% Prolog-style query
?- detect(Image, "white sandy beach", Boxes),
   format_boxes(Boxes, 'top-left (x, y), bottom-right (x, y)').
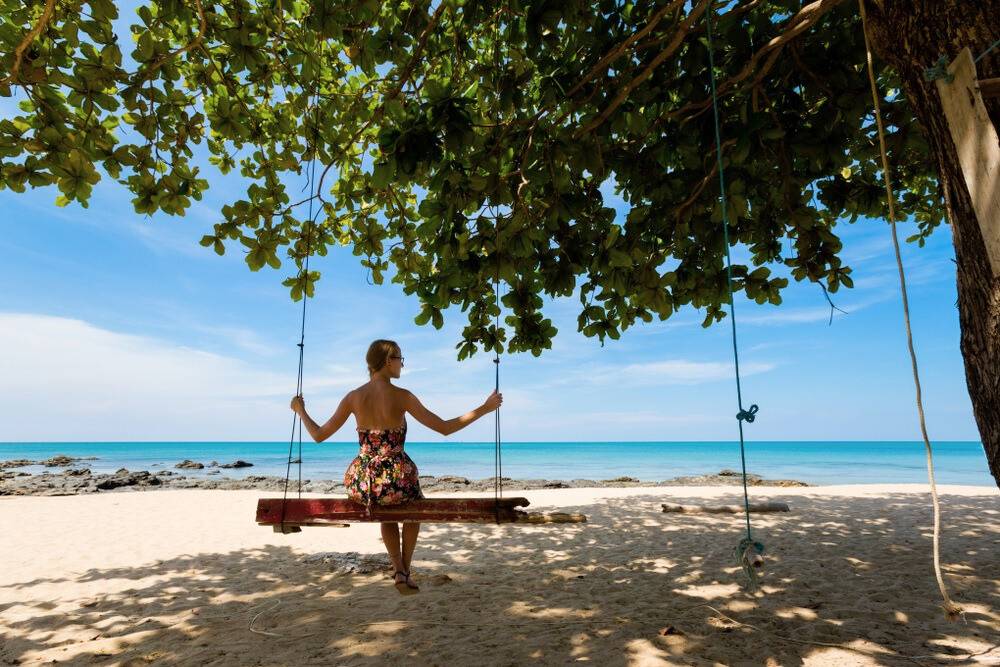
top-left (1, 485), bottom-right (998, 666)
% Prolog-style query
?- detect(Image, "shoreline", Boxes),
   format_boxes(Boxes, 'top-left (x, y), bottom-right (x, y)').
top-left (1, 442), bottom-right (993, 488)
top-left (0, 464), bottom-right (812, 496)
top-left (3, 454), bottom-right (995, 496)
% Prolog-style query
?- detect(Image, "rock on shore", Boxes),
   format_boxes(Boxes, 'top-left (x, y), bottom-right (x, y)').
top-left (0, 465), bottom-right (807, 497)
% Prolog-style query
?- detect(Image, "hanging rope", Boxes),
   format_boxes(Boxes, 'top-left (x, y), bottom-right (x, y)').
top-left (974, 37), bottom-right (1000, 64)
top-left (279, 90), bottom-right (321, 532)
top-left (490, 5), bottom-right (505, 524)
top-left (857, 0), bottom-right (963, 620)
top-left (493, 204), bottom-right (502, 504)
top-left (704, 1), bottom-right (764, 592)
top-left (494, 239), bottom-right (503, 521)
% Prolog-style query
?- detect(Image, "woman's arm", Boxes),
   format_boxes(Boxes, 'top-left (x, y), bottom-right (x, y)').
top-left (290, 393), bottom-right (353, 443)
top-left (403, 390), bottom-right (502, 436)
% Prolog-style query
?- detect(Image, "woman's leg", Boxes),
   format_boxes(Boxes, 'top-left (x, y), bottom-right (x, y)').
top-left (380, 522), bottom-right (404, 573)
top-left (401, 522), bottom-right (420, 574)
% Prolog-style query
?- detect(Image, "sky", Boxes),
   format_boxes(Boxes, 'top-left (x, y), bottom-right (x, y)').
top-left (0, 161), bottom-right (980, 443)
top-left (0, 1), bottom-right (982, 444)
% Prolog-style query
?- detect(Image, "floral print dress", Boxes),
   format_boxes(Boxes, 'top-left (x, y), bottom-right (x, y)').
top-left (344, 421), bottom-right (424, 507)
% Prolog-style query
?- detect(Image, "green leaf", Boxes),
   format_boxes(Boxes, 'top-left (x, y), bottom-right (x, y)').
top-left (0, 2), bottom-right (939, 366)
top-left (371, 161), bottom-right (394, 189)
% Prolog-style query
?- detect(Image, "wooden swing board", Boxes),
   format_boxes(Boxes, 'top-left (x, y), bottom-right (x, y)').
top-left (257, 497), bottom-right (587, 526)
top-left (935, 47), bottom-right (1000, 276)
top-left (662, 502), bottom-right (790, 514)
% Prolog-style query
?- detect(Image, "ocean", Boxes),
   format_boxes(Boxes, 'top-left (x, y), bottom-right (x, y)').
top-left (0, 440), bottom-right (992, 486)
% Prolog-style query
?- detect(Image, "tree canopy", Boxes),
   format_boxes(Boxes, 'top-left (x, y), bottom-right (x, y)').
top-left (0, 0), bottom-right (942, 358)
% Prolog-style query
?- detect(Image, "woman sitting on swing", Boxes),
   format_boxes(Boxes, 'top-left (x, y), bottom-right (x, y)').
top-left (290, 339), bottom-right (502, 593)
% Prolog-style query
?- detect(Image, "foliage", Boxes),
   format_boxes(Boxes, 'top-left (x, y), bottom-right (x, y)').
top-left (0, 0), bottom-right (943, 357)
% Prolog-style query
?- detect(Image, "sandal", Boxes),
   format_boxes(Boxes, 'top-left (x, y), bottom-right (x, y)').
top-left (393, 570), bottom-right (419, 594)
top-left (394, 570), bottom-right (419, 595)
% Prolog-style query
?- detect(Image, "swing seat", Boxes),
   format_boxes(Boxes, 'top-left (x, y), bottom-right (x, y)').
top-left (256, 497), bottom-right (587, 527)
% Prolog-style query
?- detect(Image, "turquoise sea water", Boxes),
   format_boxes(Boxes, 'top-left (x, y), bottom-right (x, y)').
top-left (0, 440), bottom-right (992, 486)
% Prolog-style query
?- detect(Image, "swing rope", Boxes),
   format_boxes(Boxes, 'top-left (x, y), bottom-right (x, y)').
top-left (704, 1), bottom-right (764, 591)
top-left (491, 6), bottom-right (505, 523)
top-left (279, 91), bottom-right (320, 531)
top-left (857, 0), bottom-right (962, 620)
top-left (494, 234), bottom-right (503, 520)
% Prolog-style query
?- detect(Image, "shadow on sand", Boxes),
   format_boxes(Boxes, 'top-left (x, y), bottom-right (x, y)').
top-left (1, 492), bottom-right (998, 665)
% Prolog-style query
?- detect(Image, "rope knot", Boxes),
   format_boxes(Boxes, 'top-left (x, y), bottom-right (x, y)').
top-left (296, 342), bottom-right (304, 348)
top-left (736, 404), bottom-right (759, 423)
top-left (735, 537), bottom-right (766, 591)
top-left (923, 56), bottom-right (954, 83)
top-left (493, 358), bottom-right (500, 364)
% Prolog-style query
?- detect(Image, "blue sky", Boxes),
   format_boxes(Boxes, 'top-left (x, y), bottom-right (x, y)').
top-left (0, 159), bottom-right (980, 443)
top-left (0, 0), bottom-right (980, 444)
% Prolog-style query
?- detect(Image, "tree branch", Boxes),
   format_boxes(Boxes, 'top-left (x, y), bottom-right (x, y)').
top-left (513, 118), bottom-right (539, 207)
top-left (564, 0), bottom-right (686, 99)
top-left (635, 0), bottom-right (764, 53)
top-left (385, 3), bottom-right (444, 101)
top-left (315, 2), bottom-right (446, 204)
top-left (576, 0), bottom-right (712, 137)
top-left (1, 0), bottom-right (58, 88)
top-left (660, 0), bottom-right (848, 125)
top-left (674, 138), bottom-right (735, 220)
top-left (127, 0), bottom-right (207, 89)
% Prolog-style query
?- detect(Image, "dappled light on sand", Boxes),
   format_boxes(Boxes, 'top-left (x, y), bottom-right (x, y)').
top-left (1, 487), bottom-right (998, 665)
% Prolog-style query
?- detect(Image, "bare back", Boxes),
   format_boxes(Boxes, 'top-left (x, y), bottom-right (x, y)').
top-left (294, 373), bottom-right (497, 441)
top-left (350, 381), bottom-right (408, 431)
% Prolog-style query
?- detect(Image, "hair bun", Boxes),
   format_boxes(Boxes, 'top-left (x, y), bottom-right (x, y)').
top-left (366, 339), bottom-right (400, 375)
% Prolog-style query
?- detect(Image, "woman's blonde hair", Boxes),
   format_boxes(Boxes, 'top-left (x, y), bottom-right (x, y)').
top-left (366, 339), bottom-right (401, 375)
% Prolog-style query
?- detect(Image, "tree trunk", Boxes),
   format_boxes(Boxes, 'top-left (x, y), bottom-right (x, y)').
top-left (863, 0), bottom-right (1000, 489)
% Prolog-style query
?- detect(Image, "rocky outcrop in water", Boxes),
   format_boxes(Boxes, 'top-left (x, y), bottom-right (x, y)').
top-left (219, 460), bottom-right (253, 469)
top-left (0, 459), bottom-right (35, 468)
top-left (96, 469), bottom-right (163, 491)
top-left (0, 455), bottom-right (95, 468)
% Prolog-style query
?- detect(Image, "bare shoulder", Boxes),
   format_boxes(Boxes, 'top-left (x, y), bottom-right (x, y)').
top-left (394, 386), bottom-right (415, 404)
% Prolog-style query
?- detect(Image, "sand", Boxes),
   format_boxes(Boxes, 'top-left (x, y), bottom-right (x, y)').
top-left (1, 485), bottom-right (998, 666)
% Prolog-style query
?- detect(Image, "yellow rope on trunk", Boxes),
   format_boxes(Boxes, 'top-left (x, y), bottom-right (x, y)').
top-left (858, 0), bottom-right (963, 620)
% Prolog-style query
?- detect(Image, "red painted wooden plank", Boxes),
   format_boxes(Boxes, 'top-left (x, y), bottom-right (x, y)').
top-left (256, 497), bottom-right (532, 525)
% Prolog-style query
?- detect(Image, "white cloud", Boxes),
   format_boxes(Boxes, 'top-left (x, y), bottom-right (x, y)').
top-left (739, 305), bottom-right (854, 325)
top-left (184, 322), bottom-right (281, 357)
top-left (0, 312), bottom-right (355, 440)
top-left (626, 359), bottom-right (774, 381)
top-left (615, 358), bottom-right (775, 384)
top-left (552, 410), bottom-right (718, 428)
top-left (538, 357), bottom-right (775, 389)
top-left (738, 293), bottom-right (891, 325)
top-left (841, 234), bottom-right (894, 264)
top-left (0, 312), bottom-right (552, 442)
